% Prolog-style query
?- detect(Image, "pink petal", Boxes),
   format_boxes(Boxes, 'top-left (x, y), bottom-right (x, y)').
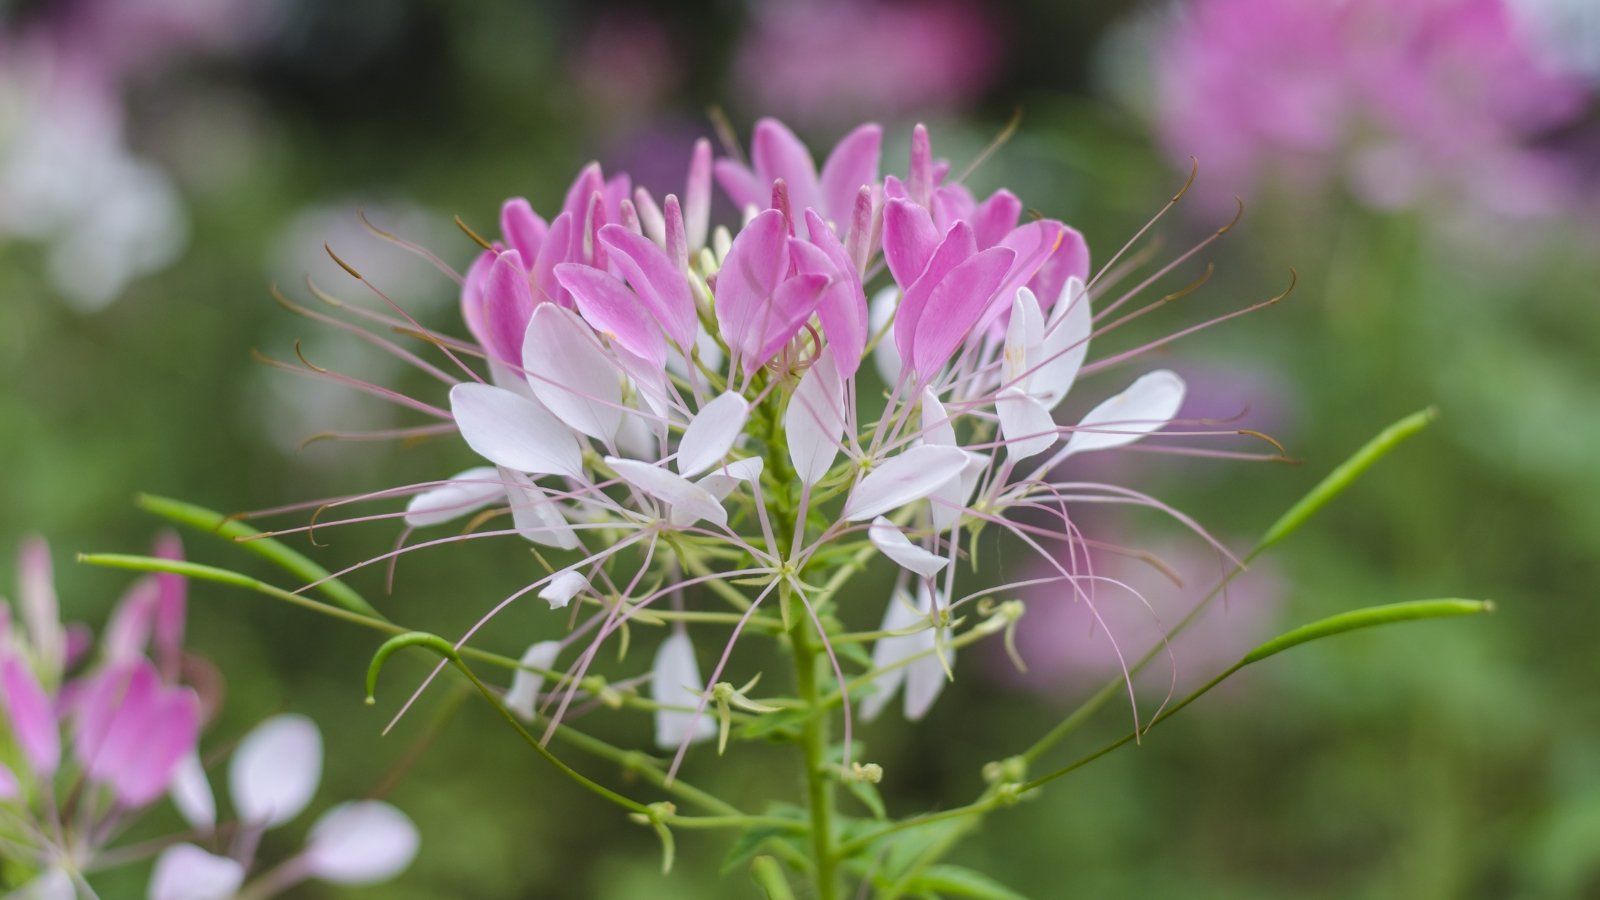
top-left (1, 656), bottom-right (58, 776)
top-left (530, 212), bottom-right (575, 308)
top-left (910, 245), bottom-right (1016, 377)
top-left (555, 263), bottom-right (667, 368)
top-left (305, 801), bottom-right (420, 885)
top-left (663, 195), bottom-right (689, 272)
top-left (499, 197), bottom-right (547, 262)
top-left (448, 383), bottom-right (583, 478)
top-left (785, 347), bottom-right (847, 485)
top-left (819, 123), bottom-right (882, 228)
top-left (971, 189), bottom-right (1022, 249)
top-left (599, 224), bottom-right (697, 348)
top-left (684, 138), bottom-right (712, 252)
top-left (483, 250), bottom-right (537, 366)
top-left (843, 445), bottom-right (968, 521)
top-left (677, 392), bottom-right (750, 478)
top-left (799, 209), bottom-right (868, 378)
top-left (103, 577), bottom-right (159, 663)
top-left (713, 209), bottom-right (792, 373)
top-left (0, 761), bottom-right (18, 801)
top-left (713, 158), bottom-right (763, 213)
top-left (751, 118), bottom-right (822, 221)
top-left (229, 713), bottom-right (322, 827)
top-left (116, 686), bottom-right (200, 807)
top-left (892, 220), bottom-right (977, 367)
top-left (752, 273), bottom-right (830, 367)
top-left (153, 531), bottom-right (186, 679)
top-left (907, 123), bottom-right (934, 207)
top-left (522, 304), bottom-right (624, 441)
top-left (1063, 370), bottom-right (1187, 457)
top-left (18, 536), bottom-right (63, 672)
top-left (633, 187), bottom-right (666, 247)
top-left (881, 197), bottom-right (940, 290)
top-left (404, 466), bottom-right (505, 527)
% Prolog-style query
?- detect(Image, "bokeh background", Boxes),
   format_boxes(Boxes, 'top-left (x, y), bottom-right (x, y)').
top-left (3, 0), bottom-right (1598, 896)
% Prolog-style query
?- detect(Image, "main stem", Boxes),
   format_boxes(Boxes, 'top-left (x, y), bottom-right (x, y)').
top-left (789, 596), bottom-right (841, 900)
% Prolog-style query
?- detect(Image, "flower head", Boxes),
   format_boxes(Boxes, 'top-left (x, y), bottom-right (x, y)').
top-left (261, 117), bottom-right (1280, 769)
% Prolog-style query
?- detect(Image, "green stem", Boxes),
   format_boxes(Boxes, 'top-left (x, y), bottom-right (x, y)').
top-left (788, 585), bottom-right (841, 900)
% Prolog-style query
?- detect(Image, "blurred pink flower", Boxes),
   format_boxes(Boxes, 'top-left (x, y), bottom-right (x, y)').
top-left (988, 534), bottom-right (1283, 702)
top-left (569, 12), bottom-right (684, 117)
top-left (1149, 0), bottom-right (1593, 218)
top-left (733, 0), bottom-right (1004, 127)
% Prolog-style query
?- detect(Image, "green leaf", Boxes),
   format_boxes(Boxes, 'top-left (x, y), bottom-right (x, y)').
top-left (136, 493), bottom-right (384, 619)
top-left (1257, 407), bottom-right (1435, 551)
top-left (1239, 598), bottom-right (1493, 666)
top-left (1023, 597), bottom-right (1494, 792)
top-left (908, 865), bottom-right (1030, 900)
top-left (737, 706), bottom-right (812, 741)
top-left (844, 777), bottom-right (887, 821)
top-left (721, 806), bottom-right (808, 876)
top-left (749, 855), bottom-right (796, 900)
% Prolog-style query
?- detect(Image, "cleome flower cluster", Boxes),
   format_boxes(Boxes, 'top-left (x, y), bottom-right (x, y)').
top-left (0, 537), bottom-right (418, 898)
top-left (281, 118), bottom-right (1268, 768)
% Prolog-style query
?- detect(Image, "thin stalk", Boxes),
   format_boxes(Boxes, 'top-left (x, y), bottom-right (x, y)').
top-left (788, 583), bottom-right (841, 900)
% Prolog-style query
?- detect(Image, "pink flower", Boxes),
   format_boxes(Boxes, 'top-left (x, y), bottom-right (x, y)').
top-left (261, 117), bottom-right (1274, 767)
top-left (732, 0), bottom-right (1004, 127)
top-left (986, 536), bottom-right (1283, 702)
top-left (1147, 0), bottom-right (1593, 218)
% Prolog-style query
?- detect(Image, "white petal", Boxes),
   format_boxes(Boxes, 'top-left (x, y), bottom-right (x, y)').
top-left (149, 845), bottom-right (245, 900)
top-left (920, 388), bottom-right (955, 446)
top-left (304, 801), bottom-right (420, 885)
top-left (403, 466), bottom-right (504, 527)
top-left (1036, 277), bottom-right (1092, 409)
top-left (930, 449), bottom-right (988, 531)
top-left (613, 344), bottom-right (673, 419)
top-left (696, 457), bottom-right (764, 502)
top-left (523, 304), bottom-right (624, 441)
top-left (903, 594), bottom-right (952, 721)
top-left (677, 392), bottom-right (749, 477)
top-left (607, 457), bottom-right (728, 527)
top-left (869, 286), bottom-right (902, 385)
top-left (1062, 369), bottom-right (1186, 457)
top-left (538, 570), bottom-right (588, 610)
top-left (843, 445), bottom-right (968, 521)
top-left (168, 751), bottom-right (216, 830)
top-left (502, 468), bottom-right (580, 549)
top-left (650, 630), bottom-right (716, 750)
top-left (785, 347), bottom-right (847, 485)
top-left (868, 517), bottom-right (949, 577)
top-left (449, 383), bottom-right (583, 478)
top-left (615, 404), bottom-right (659, 460)
top-left (505, 640), bottom-right (562, 720)
top-left (860, 590), bottom-right (923, 722)
top-left (15, 868), bottom-right (74, 900)
top-left (996, 388), bottom-right (1058, 461)
top-left (1003, 287), bottom-right (1044, 385)
top-left (228, 713), bottom-right (322, 828)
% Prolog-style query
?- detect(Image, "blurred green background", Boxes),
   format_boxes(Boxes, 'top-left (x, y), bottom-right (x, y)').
top-left (3, 0), bottom-right (1597, 897)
